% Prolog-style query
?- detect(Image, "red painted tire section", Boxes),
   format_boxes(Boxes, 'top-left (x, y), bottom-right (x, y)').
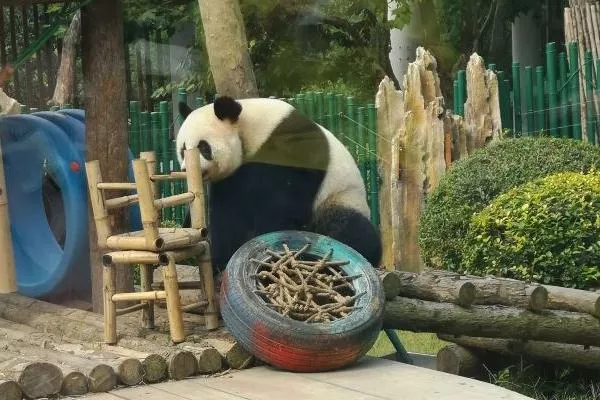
top-left (219, 230), bottom-right (385, 373)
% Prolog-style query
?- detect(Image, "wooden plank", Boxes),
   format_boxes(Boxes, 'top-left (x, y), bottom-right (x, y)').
top-left (295, 357), bottom-right (532, 400)
top-left (109, 381), bottom-right (245, 400)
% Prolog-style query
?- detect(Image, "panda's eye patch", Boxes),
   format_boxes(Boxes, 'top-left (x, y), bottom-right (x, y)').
top-left (197, 140), bottom-right (213, 161)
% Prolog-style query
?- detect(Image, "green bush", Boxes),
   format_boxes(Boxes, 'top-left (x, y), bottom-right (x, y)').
top-left (418, 137), bottom-right (600, 271)
top-left (461, 171), bottom-right (600, 289)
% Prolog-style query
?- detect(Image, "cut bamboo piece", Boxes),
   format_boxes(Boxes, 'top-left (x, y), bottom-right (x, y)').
top-left (158, 229), bottom-right (206, 250)
top-left (151, 171), bottom-right (187, 181)
top-left (112, 290), bottom-right (167, 302)
top-left (106, 234), bottom-right (164, 252)
top-left (116, 303), bottom-right (148, 316)
top-left (162, 257), bottom-right (185, 343)
top-left (102, 251), bottom-right (166, 266)
top-left (140, 151), bottom-right (158, 197)
top-left (85, 160), bottom-right (112, 248)
top-left (185, 147), bottom-right (206, 230)
top-left (199, 247), bottom-right (220, 330)
top-left (105, 194), bottom-right (140, 210)
top-left (104, 264), bottom-right (117, 345)
top-left (139, 264), bottom-right (155, 329)
top-left (0, 139), bottom-right (16, 293)
top-left (181, 301), bottom-right (209, 312)
top-left (97, 182), bottom-right (137, 191)
top-left (132, 158), bottom-right (160, 249)
top-left (164, 242), bottom-right (208, 262)
top-left (0, 380), bottom-right (21, 400)
top-left (154, 192), bottom-right (195, 209)
top-left (152, 280), bottom-right (203, 290)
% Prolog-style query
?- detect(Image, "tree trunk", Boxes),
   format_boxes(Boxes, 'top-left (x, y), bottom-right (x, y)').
top-left (49, 10), bottom-right (81, 107)
top-left (197, 0), bottom-right (259, 98)
top-left (391, 270), bottom-right (477, 307)
top-left (81, 0), bottom-right (133, 312)
top-left (383, 296), bottom-right (600, 346)
top-left (545, 284), bottom-right (600, 318)
top-left (439, 334), bottom-right (600, 370)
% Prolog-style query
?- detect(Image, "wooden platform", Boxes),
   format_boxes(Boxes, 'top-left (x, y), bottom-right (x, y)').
top-left (74, 357), bottom-right (533, 400)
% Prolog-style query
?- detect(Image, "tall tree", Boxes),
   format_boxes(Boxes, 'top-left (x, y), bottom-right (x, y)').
top-left (197, 0), bottom-right (259, 98)
top-left (81, 0), bottom-right (132, 312)
top-left (49, 10), bottom-right (81, 107)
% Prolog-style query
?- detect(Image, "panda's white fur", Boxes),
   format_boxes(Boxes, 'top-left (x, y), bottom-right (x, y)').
top-left (176, 97), bottom-right (370, 219)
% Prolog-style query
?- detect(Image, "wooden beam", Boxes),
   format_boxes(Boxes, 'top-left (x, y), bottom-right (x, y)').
top-left (81, 0), bottom-right (132, 312)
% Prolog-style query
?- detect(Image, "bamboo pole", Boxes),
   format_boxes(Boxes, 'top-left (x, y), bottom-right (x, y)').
top-left (0, 140), bottom-right (16, 293)
top-left (162, 255), bottom-right (185, 343)
top-left (112, 291), bottom-right (167, 302)
top-left (85, 160), bottom-right (112, 248)
top-left (154, 192), bottom-right (195, 209)
top-left (132, 159), bottom-right (160, 249)
top-left (184, 148), bottom-right (206, 230)
top-left (97, 182), bottom-right (137, 190)
top-left (105, 194), bottom-right (139, 210)
top-left (115, 303), bottom-right (148, 316)
top-left (106, 235), bottom-right (164, 251)
top-left (103, 265), bottom-right (117, 344)
top-left (139, 264), bottom-right (155, 329)
top-left (199, 247), bottom-right (219, 330)
top-left (102, 251), bottom-right (166, 266)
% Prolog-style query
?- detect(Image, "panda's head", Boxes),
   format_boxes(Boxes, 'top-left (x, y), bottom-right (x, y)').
top-left (176, 96), bottom-right (244, 181)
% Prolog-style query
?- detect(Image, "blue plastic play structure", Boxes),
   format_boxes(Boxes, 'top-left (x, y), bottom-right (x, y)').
top-left (0, 110), bottom-right (142, 299)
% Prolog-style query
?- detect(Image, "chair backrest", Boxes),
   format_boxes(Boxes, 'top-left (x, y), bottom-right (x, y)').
top-left (85, 148), bottom-right (206, 252)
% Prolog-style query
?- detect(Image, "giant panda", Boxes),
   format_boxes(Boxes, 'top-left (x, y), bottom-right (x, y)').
top-left (176, 96), bottom-right (382, 272)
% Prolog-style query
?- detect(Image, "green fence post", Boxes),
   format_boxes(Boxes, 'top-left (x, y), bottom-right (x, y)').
top-left (296, 93), bottom-right (306, 115)
top-left (457, 70), bottom-right (466, 117)
top-left (151, 111), bottom-right (161, 156)
top-left (595, 58), bottom-right (600, 140)
top-left (488, 63), bottom-right (496, 72)
top-left (306, 92), bottom-right (316, 121)
top-left (325, 93), bottom-right (335, 132)
top-left (336, 94), bottom-right (346, 143)
top-left (367, 104), bottom-right (379, 227)
top-left (140, 111), bottom-right (151, 151)
top-left (512, 62), bottom-right (522, 135)
top-left (559, 52), bottom-right (570, 138)
top-left (357, 107), bottom-right (367, 184)
top-left (524, 66), bottom-right (535, 136)
top-left (546, 42), bottom-right (559, 137)
top-left (129, 101), bottom-right (141, 157)
top-left (496, 71), bottom-right (509, 131)
top-left (346, 97), bottom-right (357, 162)
top-left (584, 50), bottom-right (596, 145)
top-left (195, 97), bottom-right (205, 109)
top-left (453, 80), bottom-right (459, 115)
top-left (535, 66), bottom-right (546, 133)
top-left (568, 41), bottom-right (583, 140)
top-left (159, 101), bottom-right (172, 221)
top-left (315, 92), bottom-right (324, 126)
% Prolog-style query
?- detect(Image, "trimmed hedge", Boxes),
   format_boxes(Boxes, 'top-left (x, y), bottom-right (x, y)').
top-left (418, 137), bottom-right (600, 271)
top-left (461, 171), bottom-right (600, 289)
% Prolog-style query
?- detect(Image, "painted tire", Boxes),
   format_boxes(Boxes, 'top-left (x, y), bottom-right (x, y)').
top-left (220, 230), bottom-right (384, 373)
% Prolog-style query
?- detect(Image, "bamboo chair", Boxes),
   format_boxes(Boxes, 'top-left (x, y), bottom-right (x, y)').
top-left (85, 148), bottom-right (219, 345)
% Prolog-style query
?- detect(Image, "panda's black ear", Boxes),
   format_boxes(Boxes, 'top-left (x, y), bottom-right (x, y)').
top-left (179, 102), bottom-right (193, 120)
top-left (213, 96), bottom-right (242, 122)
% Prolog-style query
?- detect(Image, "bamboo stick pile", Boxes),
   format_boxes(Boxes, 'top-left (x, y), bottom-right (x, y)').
top-left (379, 268), bottom-right (600, 376)
top-left (564, 0), bottom-right (600, 143)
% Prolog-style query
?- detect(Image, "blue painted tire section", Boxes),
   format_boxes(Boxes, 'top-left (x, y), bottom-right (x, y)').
top-left (220, 230), bottom-right (385, 373)
top-left (0, 114), bottom-right (90, 298)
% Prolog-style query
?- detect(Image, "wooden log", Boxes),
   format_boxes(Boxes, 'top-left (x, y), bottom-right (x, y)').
top-left (0, 380), bottom-right (21, 400)
top-left (204, 338), bottom-right (254, 369)
top-left (383, 296), bottom-right (600, 346)
top-left (439, 334), bottom-right (600, 370)
top-left (402, 269), bottom-right (548, 311)
top-left (112, 290), bottom-right (167, 302)
top-left (391, 271), bottom-right (476, 307)
top-left (105, 193), bottom-right (139, 210)
top-left (436, 344), bottom-right (482, 377)
top-left (544, 285), bottom-right (600, 317)
top-left (114, 358), bottom-right (144, 386)
top-left (87, 364), bottom-right (117, 393)
top-left (103, 251), bottom-right (166, 266)
top-left (179, 345), bottom-right (223, 374)
top-left (60, 370), bottom-right (89, 396)
top-left (377, 270), bottom-right (402, 300)
top-left (154, 192), bottom-right (195, 209)
top-left (0, 355), bottom-right (62, 399)
top-left (141, 354), bottom-right (168, 383)
top-left (165, 350), bottom-right (197, 380)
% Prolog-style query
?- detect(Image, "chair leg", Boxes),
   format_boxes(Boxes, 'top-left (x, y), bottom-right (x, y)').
top-left (139, 264), bottom-right (155, 329)
top-left (103, 263), bottom-right (117, 344)
top-left (163, 257), bottom-right (185, 343)
top-left (200, 248), bottom-right (220, 330)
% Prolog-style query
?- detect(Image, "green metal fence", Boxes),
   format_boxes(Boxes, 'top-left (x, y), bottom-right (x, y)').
top-left (127, 90), bottom-right (381, 228)
top-left (453, 40), bottom-right (597, 145)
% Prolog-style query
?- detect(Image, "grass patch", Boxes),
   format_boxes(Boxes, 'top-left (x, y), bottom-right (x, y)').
top-left (367, 330), bottom-right (448, 357)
